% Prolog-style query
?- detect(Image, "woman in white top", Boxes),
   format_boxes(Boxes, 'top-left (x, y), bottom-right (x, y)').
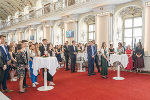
top-left (29, 44), bottom-right (40, 87)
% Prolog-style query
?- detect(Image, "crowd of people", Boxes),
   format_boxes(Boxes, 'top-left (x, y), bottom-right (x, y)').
top-left (0, 34), bottom-right (144, 95)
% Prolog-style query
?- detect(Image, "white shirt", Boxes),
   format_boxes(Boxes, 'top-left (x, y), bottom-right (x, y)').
top-left (73, 45), bottom-right (75, 51)
top-left (0, 44), bottom-right (7, 54)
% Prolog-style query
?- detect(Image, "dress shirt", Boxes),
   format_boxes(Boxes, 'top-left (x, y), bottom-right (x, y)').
top-left (91, 46), bottom-right (94, 56)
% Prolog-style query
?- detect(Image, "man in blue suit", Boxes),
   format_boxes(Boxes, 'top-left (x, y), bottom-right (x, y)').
top-left (92, 40), bottom-right (100, 73)
top-left (87, 41), bottom-right (96, 76)
top-left (0, 35), bottom-right (13, 92)
top-left (69, 40), bottom-right (78, 73)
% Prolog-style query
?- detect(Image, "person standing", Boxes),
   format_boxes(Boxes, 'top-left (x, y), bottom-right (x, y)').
top-left (0, 39), bottom-right (7, 92)
top-left (22, 40), bottom-right (30, 88)
top-left (55, 45), bottom-right (63, 65)
top-left (29, 44), bottom-right (40, 87)
top-left (39, 39), bottom-right (55, 86)
top-left (101, 42), bottom-right (108, 79)
top-left (64, 41), bottom-right (70, 71)
top-left (47, 43), bottom-right (55, 86)
top-left (39, 39), bottom-right (48, 56)
top-left (125, 45), bottom-right (133, 72)
top-left (87, 41), bottom-right (96, 76)
top-left (69, 40), bottom-right (78, 73)
top-left (92, 40), bottom-right (100, 73)
top-left (117, 42), bottom-right (124, 54)
top-left (134, 42), bottom-right (144, 73)
top-left (16, 44), bottom-right (27, 93)
top-left (109, 44), bottom-right (115, 71)
top-left (9, 45), bottom-right (17, 82)
top-left (0, 35), bottom-right (13, 92)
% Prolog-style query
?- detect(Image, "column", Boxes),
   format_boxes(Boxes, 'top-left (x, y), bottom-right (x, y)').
top-left (75, 20), bottom-right (79, 43)
top-left (96, 14), bottom-right (109, 49)
top-left (43, 25), bottom-right (51, 42)
top-left (144, 4), bottom-right (150, 55)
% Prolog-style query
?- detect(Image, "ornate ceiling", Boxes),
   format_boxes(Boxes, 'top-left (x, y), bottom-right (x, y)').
top-left (0, 0), bottom-right (37, 20)
top-left (119, 6), bottom-right (142, 18)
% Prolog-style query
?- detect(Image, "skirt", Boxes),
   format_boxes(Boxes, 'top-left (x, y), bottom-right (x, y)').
top-left (17, 64), bottom-right (25, 79)
top-left (134, 57), bottom-right (144, 68)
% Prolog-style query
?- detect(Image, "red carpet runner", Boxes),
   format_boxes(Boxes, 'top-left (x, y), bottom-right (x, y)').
top-left (5, 69), bottom-right (150, 100)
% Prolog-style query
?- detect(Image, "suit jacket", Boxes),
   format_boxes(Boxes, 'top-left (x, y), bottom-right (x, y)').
top-left (0, 49), bottom-right (6, 69)
top-left (0, 45), bottom-right (11, 63)
top-left (69, 45), bottom-right (78, 58)
top-left (39, 44), bottom-right (47, 56)
top-left (64, 45), bottom-right (69, 57)
top-left (87, 45), bottom-right (96, 60)
top-left (0, 49), bottom-right (6, 82)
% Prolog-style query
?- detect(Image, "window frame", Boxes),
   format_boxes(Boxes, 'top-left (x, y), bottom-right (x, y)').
top-left (123, 17), bottom-right (142, 48)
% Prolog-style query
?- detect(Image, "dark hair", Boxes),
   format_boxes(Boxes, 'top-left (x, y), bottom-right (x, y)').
top-left (138, 42), bottom-right (142, 50)
top-left (0, 35), bottom-right (3, 38)
top-left (110, 44), bottom-right (113, 47)
top-left (22, 40), bottom-right (28, 43)
top-left (29, 44), bottom-right (34, 49)
top-left (42, 39), bottom-right (47, 42)
top-left (72, 40), bottom-right (75, 43)
top-left (17, 44), bottom-right (22, 50)
top-left (118, 42), bottom-right (122, 47)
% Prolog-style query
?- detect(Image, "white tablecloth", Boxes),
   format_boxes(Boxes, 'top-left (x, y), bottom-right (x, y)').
top-left (109, 54), bottom-right (128, 68)
top-left (32, 57), bottom-right (59, 76)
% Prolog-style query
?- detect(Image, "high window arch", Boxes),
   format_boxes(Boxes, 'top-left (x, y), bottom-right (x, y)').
top-left (114, 5), bottom-right (143, 49)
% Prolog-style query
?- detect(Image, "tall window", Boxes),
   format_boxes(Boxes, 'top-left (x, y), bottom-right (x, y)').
top-left (124, 17), bottom-right (142, 48)
top-left (88, 24), bottom-right (95, 41)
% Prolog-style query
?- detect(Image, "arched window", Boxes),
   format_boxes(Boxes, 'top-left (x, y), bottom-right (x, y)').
top-left (124, 17), bottom-right (142, 47)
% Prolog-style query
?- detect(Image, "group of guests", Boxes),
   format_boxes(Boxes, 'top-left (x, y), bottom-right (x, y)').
top-left (0, 33), bottom-right (145, 95)
top-left (108, 42), bottom-right (144, 73)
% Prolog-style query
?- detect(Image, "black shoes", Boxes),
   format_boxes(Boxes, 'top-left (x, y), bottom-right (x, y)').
top-left (88, 73), bottom-right (96, 76)
top-left (102, 76), bottom-right (108, 79)
top-left (23, 84), bottom-right (30, 88)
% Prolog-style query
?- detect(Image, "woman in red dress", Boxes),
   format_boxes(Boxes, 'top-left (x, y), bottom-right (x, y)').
top-left (125, 45), bottom-right (133, 71)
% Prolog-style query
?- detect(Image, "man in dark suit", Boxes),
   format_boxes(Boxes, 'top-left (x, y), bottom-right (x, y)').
top-left (87, 41), bottom-right (96, 76)
top-left (22, 40), bottom-right (30, 88)
top-left (0, 38), bottom-right (7, 92)
top-left (69, 40), bottom-right (78, 73)
top-left (92, 40), bottom-right (100, 73)
top-left (64, 41), bottom-right (70, 71)
top-left (39, 39), bottom-right (55, 86)
top-left (39, 39), bottom-right (48, 56)
top-left (0, 35), bottom-right (13, 92)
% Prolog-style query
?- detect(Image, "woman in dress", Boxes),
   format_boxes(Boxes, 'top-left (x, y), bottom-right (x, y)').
top-left (125, 45), bottom-right (133, 72)
top-left (77, 43), bottom-right (83, 53)
top-left (109, 44), bottom-right (115, 70)
top-left (135, 42), bottom-right (144, 72)
top-left (117, 42), bottom-right (124, 54)
top-left (46, 43), bottom-right (55, 86)
top-left (9, 45), bottom-right (17, 81)
top-left (16, 44), bottom-right (27, 93)
top-left (56, 45), bottom-right (63, 64)
top-left (35, 43), bottom-right (40, 56)
top-left (101, 42), bottom-right (108, 79)
top-left (29, 44), bottom-right (40, 87)
top-left (109, 44), bottom-right (115, 55)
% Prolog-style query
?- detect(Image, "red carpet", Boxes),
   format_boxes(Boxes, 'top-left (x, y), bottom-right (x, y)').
top-left (4, 69), bottom-right (150, 100)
